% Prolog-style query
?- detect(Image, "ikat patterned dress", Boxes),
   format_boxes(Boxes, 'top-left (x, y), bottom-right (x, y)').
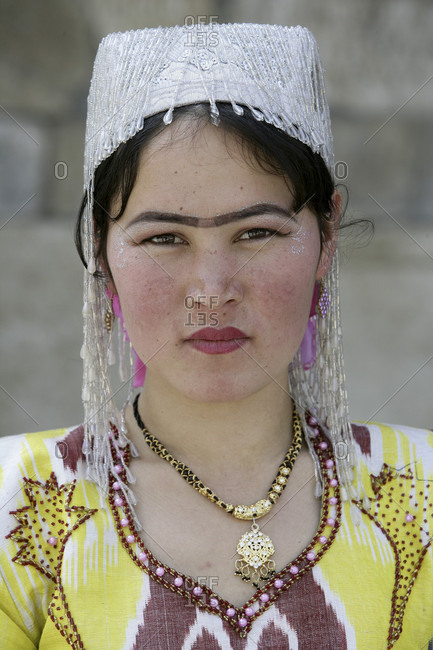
top-left (0, 421), bottom-right (432, 649)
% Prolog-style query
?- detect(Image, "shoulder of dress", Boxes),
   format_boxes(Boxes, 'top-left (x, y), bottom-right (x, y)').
top-left (0, 425), bottom-right (87, 512)
top-left (0, 427), bottom-right (69, 449)
top-left (350, 419), bottom-right (433, 479)
top-left (0, 424), bottom-right (85, 464)
top-left (0, 425), bottom-right (100, 640)
top-left (351, 419), bottom-right (433, 443)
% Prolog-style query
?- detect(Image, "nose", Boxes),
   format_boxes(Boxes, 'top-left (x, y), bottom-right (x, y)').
top-left (185, 248), bottom-right (244, 309)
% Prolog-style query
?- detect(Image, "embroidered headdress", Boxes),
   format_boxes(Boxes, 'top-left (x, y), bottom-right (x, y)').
top-left (80, 23), bottom-right (358, 521)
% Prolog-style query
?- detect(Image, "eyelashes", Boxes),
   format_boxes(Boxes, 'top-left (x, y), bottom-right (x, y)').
top-left (237, 227), bottom-right (285, 241)
top-left (139, 228), bottom-right (293, 246)
top-left (141, 233), bottom-right (186, 246)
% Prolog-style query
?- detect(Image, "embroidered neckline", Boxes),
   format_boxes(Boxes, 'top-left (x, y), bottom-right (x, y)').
top-left (107, 423), bottom-right (341, 638)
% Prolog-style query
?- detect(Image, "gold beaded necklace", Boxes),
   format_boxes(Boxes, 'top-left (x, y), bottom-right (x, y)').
top-left (133, 394), bottom-right (303, 587)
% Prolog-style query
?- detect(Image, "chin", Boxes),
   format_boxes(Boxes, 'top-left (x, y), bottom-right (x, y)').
top-left (169, 370), bottom-right (270, 404)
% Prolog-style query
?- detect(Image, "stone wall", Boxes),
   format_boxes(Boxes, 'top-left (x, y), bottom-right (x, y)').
top-left (1, 0), bottom-right (432, 436)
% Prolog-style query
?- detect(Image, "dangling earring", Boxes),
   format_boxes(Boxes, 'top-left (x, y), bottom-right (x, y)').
top-left (105, 296), bottom-right (114, 332)
top-left (316, 277), bottom-right (330, 318)
top-left (105, 295), bottom-right (116, 366)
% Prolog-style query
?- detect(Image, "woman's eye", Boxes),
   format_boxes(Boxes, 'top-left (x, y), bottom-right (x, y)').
top-left (139, 227), bottom-right (288, 245)
top-left (237, 228), bottom-right (279, 241)
top-left (141, 233), bottom-right (184, 245)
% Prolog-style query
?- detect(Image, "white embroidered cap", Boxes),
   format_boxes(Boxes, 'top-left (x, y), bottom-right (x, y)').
top-left (84, 23), bottom-right (334, 187)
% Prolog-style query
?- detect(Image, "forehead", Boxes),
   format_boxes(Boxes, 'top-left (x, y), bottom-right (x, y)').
top-left (127, 119), bottom-right (294, 217)
top-left (140, 117), bottom-right (249, 171)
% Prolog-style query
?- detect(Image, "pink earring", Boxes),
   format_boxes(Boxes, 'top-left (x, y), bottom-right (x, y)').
top-left (300, 279), bottom-right (330, 370)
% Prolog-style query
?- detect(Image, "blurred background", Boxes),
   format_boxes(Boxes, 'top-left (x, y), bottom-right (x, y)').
top-left (1, 0), bottom-right (432, 436)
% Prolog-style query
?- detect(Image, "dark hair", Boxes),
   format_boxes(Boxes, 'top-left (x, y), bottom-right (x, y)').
top-left (75, 103), bottom-right (339, 277)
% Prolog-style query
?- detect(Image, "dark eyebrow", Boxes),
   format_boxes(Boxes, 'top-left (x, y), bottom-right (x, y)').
top-left (125, 203), bottom-right (295, 229)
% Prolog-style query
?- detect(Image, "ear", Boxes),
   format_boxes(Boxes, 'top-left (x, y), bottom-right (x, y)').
top-left (99, 254), bottom-right (117, 296)
top-left (105, 275), bottom-right (117, 297)
top-left (315, 189), bottom-right (341, 281)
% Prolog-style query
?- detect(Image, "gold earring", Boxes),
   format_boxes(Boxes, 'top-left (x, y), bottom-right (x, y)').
top-left (105, 298), bottom-right (114, 332)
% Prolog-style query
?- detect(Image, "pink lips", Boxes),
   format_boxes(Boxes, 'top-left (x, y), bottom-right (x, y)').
top-left (185, 327), bottom-right (249, 355)
top-left (188, 327), bottom-right (248, 341)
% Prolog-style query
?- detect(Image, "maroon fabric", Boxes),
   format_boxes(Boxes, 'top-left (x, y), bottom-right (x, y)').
top-left (131, 569), bottom-right (349, 648)
top-left (254, 623), bottom-right (296, 650)
top-left (271, 570), bottom-right (348, 649)
top-left (59, 425), bottom-right (85, 473)
top-left (352, 423), bottom-right (371, 456)
top-left (190, 630), bottom-right (232, 649)
top-left (133, 579), bottom-right (199, 649)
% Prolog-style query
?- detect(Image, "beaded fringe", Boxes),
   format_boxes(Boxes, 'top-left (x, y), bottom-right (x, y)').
top-left (289, 251), bottom-right (359, 507)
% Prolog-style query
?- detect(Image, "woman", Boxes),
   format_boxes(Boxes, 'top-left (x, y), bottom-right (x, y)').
top-left (0, 23), bottom-right (432, 649)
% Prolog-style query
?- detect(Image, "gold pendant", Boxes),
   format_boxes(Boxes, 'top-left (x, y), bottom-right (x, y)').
top-left (234, 521), bottom-right (276, 587)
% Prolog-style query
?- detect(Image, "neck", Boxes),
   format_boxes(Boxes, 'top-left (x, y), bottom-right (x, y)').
top-left (125, 369), bottom-right (294, 492)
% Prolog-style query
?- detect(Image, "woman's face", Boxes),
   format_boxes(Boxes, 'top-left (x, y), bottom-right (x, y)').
top-left (106, 120), bottom-right (336, 402)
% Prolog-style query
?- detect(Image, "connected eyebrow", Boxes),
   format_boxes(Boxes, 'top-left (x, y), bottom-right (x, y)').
top-left (126, 203), bottom-right (296, 229)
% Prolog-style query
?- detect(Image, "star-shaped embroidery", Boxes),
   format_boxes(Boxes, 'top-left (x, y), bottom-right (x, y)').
top-left (7, 471), bottom-right (97, 581)
top-left (354, 464), bottom-right (432, 648)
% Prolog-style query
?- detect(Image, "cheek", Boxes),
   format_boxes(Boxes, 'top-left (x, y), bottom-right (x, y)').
top-left (248, 250), bottom-right (317, 342)
top-left (109, 228), bottom-right (128, 269)
top-left (108, 248), bottom-right (176, 338)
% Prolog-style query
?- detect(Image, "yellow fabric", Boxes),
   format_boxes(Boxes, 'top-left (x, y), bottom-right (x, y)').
top-left (0, 422), bottom-right (432, 649)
